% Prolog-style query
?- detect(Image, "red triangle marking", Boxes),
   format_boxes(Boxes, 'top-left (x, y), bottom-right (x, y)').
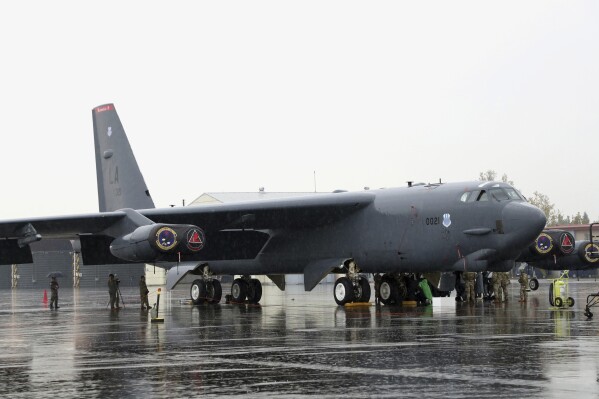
top-left (190, 231), bottom-right (203, 244)
top-left (562, 235), bottom-right (572, 247)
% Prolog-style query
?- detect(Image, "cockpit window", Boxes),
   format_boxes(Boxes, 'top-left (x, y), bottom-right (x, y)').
top-left (505, 188), bottom-right (524, 200)
top-left (490, 188), bottom-right (510, 201)
top-left (460, 187), bottom-right (525, 203)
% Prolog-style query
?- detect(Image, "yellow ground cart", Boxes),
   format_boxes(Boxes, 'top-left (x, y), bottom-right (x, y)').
top-left (549, 270), bottom-right (575, 308)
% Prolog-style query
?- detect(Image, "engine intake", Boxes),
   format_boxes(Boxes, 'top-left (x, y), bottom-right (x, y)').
top-left (110, 224), bottom-right (206, 262)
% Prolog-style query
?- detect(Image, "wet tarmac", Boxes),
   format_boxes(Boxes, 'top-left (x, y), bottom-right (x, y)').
top-left (1, 279), bottom-right (599, 398)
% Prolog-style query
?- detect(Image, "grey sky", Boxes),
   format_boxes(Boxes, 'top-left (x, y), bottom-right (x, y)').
top-left (0, 1), bottom-right (597, 220)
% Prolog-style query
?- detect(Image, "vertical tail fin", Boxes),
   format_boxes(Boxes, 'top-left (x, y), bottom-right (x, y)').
top-left (92, 104), bottom-right (155, 212)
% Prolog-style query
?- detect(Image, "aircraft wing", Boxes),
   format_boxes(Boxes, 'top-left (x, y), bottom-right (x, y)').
top-left (140, 191), bottom-right (376, 231)
top-left (0, 211), bottom-right (126, 239)
top-left (0, 192), bottom-right (375, 264)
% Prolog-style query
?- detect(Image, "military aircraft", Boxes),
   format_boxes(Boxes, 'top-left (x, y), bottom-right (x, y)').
top-left (0, 103), bottom-right (547, 305)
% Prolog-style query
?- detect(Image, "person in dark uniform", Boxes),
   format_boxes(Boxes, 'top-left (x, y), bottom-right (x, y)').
top-left (373, 273), bottom-right (382, 305)
top-left (139, 275), bottom-right (151, 310)
top-left (50, 276), bottom-right (59, 309)
top-left (108, 274), bottom-right (120, 310)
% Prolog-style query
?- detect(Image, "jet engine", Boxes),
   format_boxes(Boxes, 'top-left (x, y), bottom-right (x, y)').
top-left (530, 230), bottom-right (575, 256)
top-left (110, 223), bottom-right (206, 262)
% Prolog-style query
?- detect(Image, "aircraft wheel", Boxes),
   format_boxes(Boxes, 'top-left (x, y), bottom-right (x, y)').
top-left (529, 278), bottom-right (539, 291)
top-left (247, 279), bottom-right (263, 304)
top-left (554, 297), bottom-right (563, 307)
top-left (334, 277), bottom-right (354, 305)
top-left (585, 307), bottom-right (593, 318)
top-left (206, 280), bottom-right (222, 304)
top-left (549, 282), bottom-right (554, 306)
top-left (190, 279), bottom-right (206, 305)
top-left (231, 278), bottom-right (248, 303)
top-left (355, 276), bottom-right (371, 303)
top-left (379, 276), bottom-right (398, 305)
top-left (567, 297), bottom-right (575, 307)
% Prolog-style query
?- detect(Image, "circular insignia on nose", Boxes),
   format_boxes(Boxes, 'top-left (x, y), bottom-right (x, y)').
top-left (155, 227), bottom-right (178, 251)
top-left (186, 228), bottom-right (206, 252)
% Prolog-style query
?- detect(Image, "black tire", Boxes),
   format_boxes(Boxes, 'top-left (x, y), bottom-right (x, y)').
top-left (529, 278), bottom-right (539, 291)
top-left (567, 297), bottom-right (575, 307)
top-left (334, 277), bottom-right (354, 305)
top-left (231, 278), bottom-right (248, 303)
top-left (549, 282), bottom-right (554, 306)
top-left (379, 276), bottom-right (398, 305)
top-left (554, 297), bottom-right (563, 307)
top-left (206, 280), bottom-right (222, 304)
top-left (356, 276), bottom-right (371, 303)
top-left (190, 279), bottom-right (206, 305)
top-left (247, 278), bottom-right (263, 304)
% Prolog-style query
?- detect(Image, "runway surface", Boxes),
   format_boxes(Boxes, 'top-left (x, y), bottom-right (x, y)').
top-left (1, 279), bottom-right (599, 398)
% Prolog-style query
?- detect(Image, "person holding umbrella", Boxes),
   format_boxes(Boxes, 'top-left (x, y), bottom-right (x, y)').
top-left (50, 276), bottom-right (59, 309)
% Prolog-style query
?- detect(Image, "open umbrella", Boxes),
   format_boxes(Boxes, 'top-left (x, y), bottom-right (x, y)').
top-left (47, 271), bottom-right (64, 278)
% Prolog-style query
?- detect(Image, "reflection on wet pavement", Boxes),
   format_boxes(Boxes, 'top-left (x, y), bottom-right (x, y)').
top-left (1, 281), bottom-right (598, 397)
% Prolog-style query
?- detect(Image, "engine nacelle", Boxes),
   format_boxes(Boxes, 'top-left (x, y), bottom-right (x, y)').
top-left (576, 240), bottom-right (599, 265)
top-left (529, 230), bottom-right (575, 256)
top-left (110, 224), bottom-right (206, 262)
top-left (526, 240), bottom-right (599, 270)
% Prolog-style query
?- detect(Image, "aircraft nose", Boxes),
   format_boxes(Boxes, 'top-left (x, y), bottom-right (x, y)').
top-left (501, 201), bottom-right (547, 248)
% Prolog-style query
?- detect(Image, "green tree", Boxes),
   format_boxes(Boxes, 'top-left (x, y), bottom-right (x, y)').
top-left (528, 191), bottom-right (556, 226)
top-left (582, 212), bottom-right (590, 224)
top-left (478, 170), bottom-right (496, 181)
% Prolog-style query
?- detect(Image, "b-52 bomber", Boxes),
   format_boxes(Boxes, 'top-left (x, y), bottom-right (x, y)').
top-left (0, 104), bottom-right (547, 305)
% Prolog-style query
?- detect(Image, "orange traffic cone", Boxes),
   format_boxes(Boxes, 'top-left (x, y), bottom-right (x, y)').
top-left (43, 289), bottom-right (48, 304)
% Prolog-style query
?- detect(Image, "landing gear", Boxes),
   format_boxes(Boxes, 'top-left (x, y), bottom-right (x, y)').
top-left (190, 279), bottom-right (222, 305)
top-left (379, 275), bottom-right (399, 305)
top-left (231, 276), bottom-right (262, 304)
top-left (189, 265), bottom-right (223, 305)
top-left (333, 261), bottom-right (371, 306)
top-left (529, 278), bottom-right (539, 291)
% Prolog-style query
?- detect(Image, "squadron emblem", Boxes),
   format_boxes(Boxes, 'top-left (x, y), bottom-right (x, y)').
top-left (534, 233), bottom-right (553, 255)
top-left (155, 227), bottom-right (178, 251)
top-left (186, 228), bottom-right (206, 252)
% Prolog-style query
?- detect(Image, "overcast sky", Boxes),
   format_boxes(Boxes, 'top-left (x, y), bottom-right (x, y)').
top-left (0, 1), bottom-right (597, 221)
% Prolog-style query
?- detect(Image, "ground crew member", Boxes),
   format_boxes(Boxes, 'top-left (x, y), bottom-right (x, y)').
top-left (518, 271), bottom-right (529, 302)
top-left (491, 272), bottom-right (501, 303)
top-left (374, 273), bottom-right (382, 305)
top-left (50, 276), bottom-right (59, 309)
top-left (463, 271), bottom-right (476, 303)
top-left (139, 275), bottom-right (151, 310)
top-left (108, 274), bottom-right (120, 310)
top-left (500, 272), bottom-right (510, 303)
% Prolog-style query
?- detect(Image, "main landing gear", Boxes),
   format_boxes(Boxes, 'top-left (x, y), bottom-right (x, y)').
top-left (333, 261), bottom-right (371, 305)
top-left (230, 275), bottom-right (263, 304)
top-left (190, 266), bottom-right (222, 305)
top-left (378, 273), bottom-right (408, 305)
top-left (189, 268), bottom-right (264, 305)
